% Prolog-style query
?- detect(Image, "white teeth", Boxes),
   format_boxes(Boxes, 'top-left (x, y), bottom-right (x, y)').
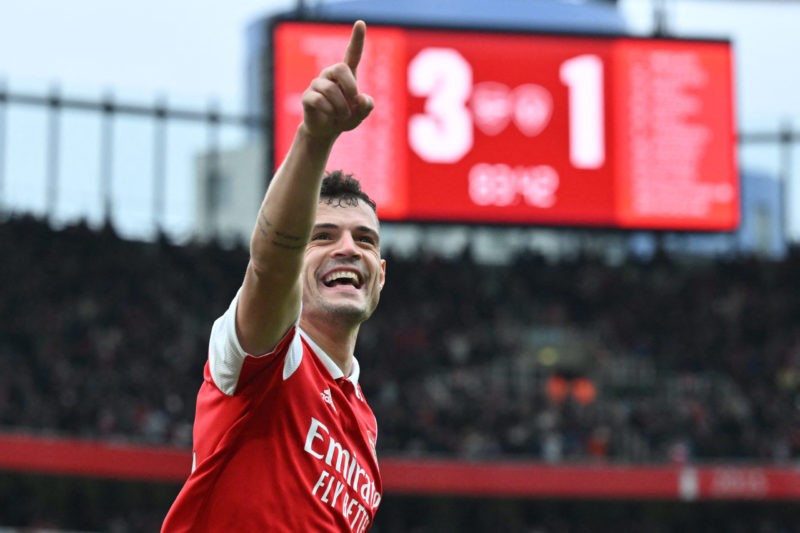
top-left (323, 271), bottom-right (361, 286)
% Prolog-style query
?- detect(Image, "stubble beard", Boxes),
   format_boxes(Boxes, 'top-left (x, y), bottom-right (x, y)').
top-left (305, 292), bottom-right (373, 330)
top-left (322, 299), bottom-right (369, 325)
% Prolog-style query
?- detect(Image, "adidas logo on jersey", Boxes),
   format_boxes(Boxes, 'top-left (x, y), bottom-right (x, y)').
top-left (321, 388), bottom-right (336, 411)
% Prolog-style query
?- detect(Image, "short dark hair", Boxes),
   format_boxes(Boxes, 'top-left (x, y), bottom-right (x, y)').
top-left (320, 170), bottom-right (377, 213)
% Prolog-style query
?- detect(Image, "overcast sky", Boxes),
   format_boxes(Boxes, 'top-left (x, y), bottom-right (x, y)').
top-left (0, 0), bottom-right (293, 108)
top-left (1, 0), bottom-right (798, 125)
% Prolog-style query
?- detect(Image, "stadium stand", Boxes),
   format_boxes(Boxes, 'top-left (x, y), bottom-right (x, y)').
top-left (1, 215), bottom-right (800, 530)
top-left (2, 215), bottom-right (798, 464)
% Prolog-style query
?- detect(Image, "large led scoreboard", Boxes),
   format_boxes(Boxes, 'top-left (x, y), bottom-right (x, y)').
top-left (271, 20), bottom-right (739, 231)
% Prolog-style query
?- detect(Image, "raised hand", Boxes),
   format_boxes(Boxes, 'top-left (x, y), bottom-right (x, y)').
top-left (301, 20), bottom-right (375, 140)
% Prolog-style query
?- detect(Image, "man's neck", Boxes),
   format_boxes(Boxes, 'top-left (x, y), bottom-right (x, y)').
top-left (299, 317), bottom-right (360, 376)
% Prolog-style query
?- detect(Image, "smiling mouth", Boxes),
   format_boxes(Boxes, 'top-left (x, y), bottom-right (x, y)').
top-left (322, 270), bottom-right (363, 289)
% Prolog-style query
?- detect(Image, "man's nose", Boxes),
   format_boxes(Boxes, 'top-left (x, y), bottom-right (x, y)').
top-left (332, 232), bottom-right (361, 257)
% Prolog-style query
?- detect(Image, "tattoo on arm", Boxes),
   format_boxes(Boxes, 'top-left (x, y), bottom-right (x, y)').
top-left (257, 213), bottom-right (306, 250)
top-left (257, 212), bottom-right (271, 238)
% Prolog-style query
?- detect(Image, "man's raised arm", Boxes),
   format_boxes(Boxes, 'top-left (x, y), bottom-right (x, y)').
top-left (235, 20), bottom-right (374, 356)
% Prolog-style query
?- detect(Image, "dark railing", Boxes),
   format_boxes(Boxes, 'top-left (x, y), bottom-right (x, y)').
top-left (0, 82), bottom-right (798, 241)
top-left (0, 82), bottom-right (266, 239)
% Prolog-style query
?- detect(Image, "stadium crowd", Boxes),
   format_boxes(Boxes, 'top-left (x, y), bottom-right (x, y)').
top-left (1, 215), bottom-right (799, 466)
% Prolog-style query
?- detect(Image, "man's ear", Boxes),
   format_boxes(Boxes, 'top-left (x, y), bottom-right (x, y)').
top-left (378, 258), bottom-right (387, 290)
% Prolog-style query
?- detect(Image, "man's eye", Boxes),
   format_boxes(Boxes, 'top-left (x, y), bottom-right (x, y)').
top-left (359, 236), bottom-right (376, 245)
top-left (312, 233), bottom-right (330, 241)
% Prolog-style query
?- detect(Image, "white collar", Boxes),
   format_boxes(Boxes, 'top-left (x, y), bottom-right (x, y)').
top-left (298, 328), bottom-right (361, 385)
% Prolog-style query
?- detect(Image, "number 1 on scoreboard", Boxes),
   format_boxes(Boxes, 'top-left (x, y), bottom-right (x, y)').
top-left (560, 54), bottom-right (605, 170)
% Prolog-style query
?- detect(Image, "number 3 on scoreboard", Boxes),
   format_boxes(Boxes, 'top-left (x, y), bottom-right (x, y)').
top-left (408, 48), bottom-right (605, 170)
top-left (408, 48), bottom-right (474, 163)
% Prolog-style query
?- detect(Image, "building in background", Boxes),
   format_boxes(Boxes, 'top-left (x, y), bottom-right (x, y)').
top-left (737, 170), bottom-right (784, 257)
top-left (194, 142), bottom-right (265, 246)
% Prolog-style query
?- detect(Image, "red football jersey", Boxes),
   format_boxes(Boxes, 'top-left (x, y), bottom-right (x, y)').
top-left (162, 293), bottom-right (382, 532)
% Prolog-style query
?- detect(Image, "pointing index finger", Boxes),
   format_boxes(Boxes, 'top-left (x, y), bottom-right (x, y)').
top-left (343, 20), bottom-right (366, 75)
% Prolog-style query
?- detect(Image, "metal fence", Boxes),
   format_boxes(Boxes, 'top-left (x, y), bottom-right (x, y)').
top-left (0, 81), bottom-right (798, 243)
top-left (0, 81), bottom-right (266, 242)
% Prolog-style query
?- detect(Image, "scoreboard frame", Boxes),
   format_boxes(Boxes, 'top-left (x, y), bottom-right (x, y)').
top-left (268, 18), bottom-right (739, 231)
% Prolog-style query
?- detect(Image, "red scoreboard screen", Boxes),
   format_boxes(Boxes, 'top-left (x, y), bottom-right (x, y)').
top-left (271, 21), bottom-right (739, 230)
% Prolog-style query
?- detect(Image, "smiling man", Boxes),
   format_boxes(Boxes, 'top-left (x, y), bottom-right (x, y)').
top-left (162, 21), bottom-right (385, 532)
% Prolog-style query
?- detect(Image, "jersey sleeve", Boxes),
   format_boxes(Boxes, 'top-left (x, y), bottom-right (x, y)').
top-left (207, 289), bottom-right (298, 396)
